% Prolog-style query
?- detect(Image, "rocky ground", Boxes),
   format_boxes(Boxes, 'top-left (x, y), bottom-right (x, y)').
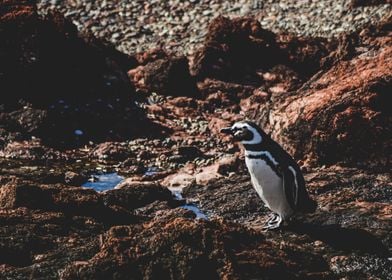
top-left (1, 0), bottom-right (391, 279)
top-left (37, 0), bottom-right (392, 55)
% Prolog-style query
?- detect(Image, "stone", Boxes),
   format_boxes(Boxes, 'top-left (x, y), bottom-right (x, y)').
top-left (61, 209), bottom-right (329, 279)
top-left (0, 140), bottom-right (63, 160)
top-left (161, 172), bottom-right (196, 188)
top-left (128, 55), bottom-right (200, 98)
top-left (64, 171), bottom-right (87, 186)
top-left (90, 142), bottom-right (132, 161)
top-left (103, 181), bottom-right (174, 210)
top-left (0, 183), bottom-right (50, 210)
top-left (195, 167), bottom-right (222, 185)
top-left (255, 32), bottom-right (392, 168)
top-left (215, 155), bottom-right (240, 175)
top-left (0, 0), bottom-right (152, 149)
top-left (191, 16), bottom-right (280, 81)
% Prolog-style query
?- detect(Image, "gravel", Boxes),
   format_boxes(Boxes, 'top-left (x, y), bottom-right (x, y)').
top-left (37, 0), bottom-right (391, 56)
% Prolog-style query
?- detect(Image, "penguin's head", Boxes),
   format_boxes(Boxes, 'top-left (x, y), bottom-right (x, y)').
top-left (220, 121), bottom-right (264, 144)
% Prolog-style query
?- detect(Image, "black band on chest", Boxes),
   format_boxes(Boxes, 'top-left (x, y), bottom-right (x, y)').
top-left (243, 142), bottom-right (266, 151)
top-left (246, 154), bottom-right (282, 178)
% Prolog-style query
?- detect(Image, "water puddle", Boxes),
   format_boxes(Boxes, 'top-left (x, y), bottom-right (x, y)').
top-left (82, 172), bottom-right (124, 192)
top-left (82, 170), bottom-right (208, 220)
top-left (170, 187), bottom-right (208, 220)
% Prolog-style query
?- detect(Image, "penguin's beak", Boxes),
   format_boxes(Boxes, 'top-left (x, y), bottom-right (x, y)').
top-left (220, 127), bottom-right (233, 135)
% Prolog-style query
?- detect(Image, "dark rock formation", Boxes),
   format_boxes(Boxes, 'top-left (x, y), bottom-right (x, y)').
top-left (0, 0), bottom-right (159, 149)
top-left (64, 171), bottom-right (88, 186)
top-left (184, 168), bottom-right (392, 279)
top-left (255, 28), bottom-right (391, 169)
top-left (89, 142), bottom-right (133, 161)
top-left (350, 0), bottom-right (392, 7)
top-left (103, 181), bottom-right (174, 210)
top-left (0, 139), bottom-right (65, 160)
top-left (192, 16), bottom-right (279, 83)
top-left (191, 16), bottom-right (337, 85)
top-left (0, 2), bottom-right (391, 280)
top-left (128, 54), bottom-right (200, 98)
top-left (61, 209), bottom-right (329, 279)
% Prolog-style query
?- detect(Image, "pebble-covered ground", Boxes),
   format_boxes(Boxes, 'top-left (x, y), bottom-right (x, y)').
top-left (37, 0), bottom-right (392, 55)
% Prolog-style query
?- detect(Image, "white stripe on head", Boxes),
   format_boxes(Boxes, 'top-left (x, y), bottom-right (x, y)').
top-left (232, 122), bottom-right (262, 145)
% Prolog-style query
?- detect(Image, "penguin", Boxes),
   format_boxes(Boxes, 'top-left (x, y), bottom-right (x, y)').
top-left (221, 121), bottom-right (316, 230)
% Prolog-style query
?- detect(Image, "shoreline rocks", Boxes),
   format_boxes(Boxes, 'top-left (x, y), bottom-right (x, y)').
top-left (1, 1), bottom-right (391, 279)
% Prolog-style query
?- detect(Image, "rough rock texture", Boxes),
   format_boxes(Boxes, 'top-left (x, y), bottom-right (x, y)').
top-left (104, 181), bottom-right (175, 210)
top-left (1, 2), bottom-right (391, 279)
top-left (0, 182), bottom-right (137, 225)
top-left (0, 179), bottom-right (182, 278)
top-left (351, 0), bottom-right (392, 7)
top-left (89, 142), bottom-right (133, 162)
top-left (184, 167), bottom-right (392, 279)
top-left (192, 16), bottom-right (280, 82)
top-left (0, 0), bottom-right (159, 149)
top-left (191, 16), bottom-right (338, 85)
top-left (0, 139), bottom-right (64, 160)
top-left (190, 16), bottom-right (391, 169)
top-left (61, 210), bottom-right (329, 280)
top-left (128, 54), bottom-right (200, 98)
top-left (256, 26), bottom-right (392, 168)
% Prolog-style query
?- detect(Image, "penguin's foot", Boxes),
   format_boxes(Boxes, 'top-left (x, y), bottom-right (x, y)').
top-left (262, 213), bottom-right (282, 230)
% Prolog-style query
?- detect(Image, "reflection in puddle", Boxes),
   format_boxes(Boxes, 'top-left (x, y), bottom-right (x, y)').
top-left (170, 188), bottom-right (208, 220)
top-left (82, 172), bottom-right (124, 192)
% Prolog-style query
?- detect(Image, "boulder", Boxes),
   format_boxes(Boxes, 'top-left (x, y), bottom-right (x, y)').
top-left (0, 0), bottom-right (156, 149)
top-left (0, 140), bottom-right (64, 160)
top-left (64, 171), bottom-right (88, 186)
top-left (0, 181), bottom-right (137, 224)
top-left (256, 31), bottom-right (392, 168)
top-left (90, 142), bottom-right (132, 161)
top-left (195, 167), bottom-right (222, 185)
top-left (192, 16), bottom-right (279, 82)
top-left (128, 55), bottom-right (199, 98)
top-left (161, 172), bottom-right (196, 188)
top-left (61, 210), bottom-right (328, 279)
top-left (103, 181), bottom-right (174, 210)
top-left (0, 183), bottom-right (51, 210)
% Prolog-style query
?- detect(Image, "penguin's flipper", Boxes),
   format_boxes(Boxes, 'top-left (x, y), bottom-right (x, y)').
top-left (282, 166), bottom-right (298, 211)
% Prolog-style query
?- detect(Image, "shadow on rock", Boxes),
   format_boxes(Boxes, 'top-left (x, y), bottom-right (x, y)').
top-left (289, 222), bottom-right (390, 257)
top-left (0, 1), bottom-right (168, 150)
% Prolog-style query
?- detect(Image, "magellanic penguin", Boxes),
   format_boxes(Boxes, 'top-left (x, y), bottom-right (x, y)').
top-left (221, 121), bottom-right (317, 230)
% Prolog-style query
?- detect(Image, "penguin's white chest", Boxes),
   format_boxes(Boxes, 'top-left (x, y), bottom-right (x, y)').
top-left (245, 157), bottom-right (293, 218)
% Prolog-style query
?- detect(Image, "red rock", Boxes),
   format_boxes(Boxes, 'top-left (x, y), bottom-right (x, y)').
top-left (197, 78), bottom-right (255, 99)
top-left (0, 183), bottom-right (50, 209)
top-left (135, 48), bottom-right (168, 65)
top-left (103, 181), bottom-right (174, 210)
top-left (215, 155), bottom-right (240, 175)
top-left (195, 167), bottom-right (222, 185)
top-left (61, 210), bottom-right (326, 279)
top-left (0, 181), bottom-right (138, 224)
top-left (256, 32), bottom-right (392, 168)
top-left (90, 142), bottom-right (132, 161)
top-left (192, 16), bottom-right (279, 82)
top-left (0, 0), bottom-right (151, 149)
top-left (128, 55), bottom-right (199, 98)
top-left (208, 117), bottom-right (233, 136)
top-left (64, 171), bottom-right (87, 186)
top-left (161, 172), bottom-right (196, 188)
top-left (0, 140), bottom-right (64, 160)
